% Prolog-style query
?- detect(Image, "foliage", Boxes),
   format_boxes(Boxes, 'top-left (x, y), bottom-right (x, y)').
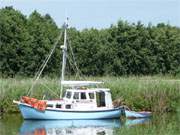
top-left (0, 7), bottom-right (180, 77)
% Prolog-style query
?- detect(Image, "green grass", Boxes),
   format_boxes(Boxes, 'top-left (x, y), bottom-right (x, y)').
top-left (0, 76), bottom-right (180, 114)
top-left (102, 76), bottom-right (180, 113)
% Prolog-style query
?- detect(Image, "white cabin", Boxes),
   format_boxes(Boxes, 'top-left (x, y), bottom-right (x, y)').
top-left (46, 87), bottom-right (114, 111)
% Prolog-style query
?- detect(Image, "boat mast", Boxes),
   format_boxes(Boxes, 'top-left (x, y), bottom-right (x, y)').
top-left (60, 18), bottom-right (68, 98)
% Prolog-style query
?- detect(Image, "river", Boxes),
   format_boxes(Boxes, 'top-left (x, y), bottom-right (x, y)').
top-left (0, 113), bottom-right (179, 135)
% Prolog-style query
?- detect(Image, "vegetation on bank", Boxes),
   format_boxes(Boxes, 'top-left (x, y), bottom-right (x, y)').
top-left (0, 76), bottom-right (179, 115)
top-left (1, 7), bottom-right (180, 77)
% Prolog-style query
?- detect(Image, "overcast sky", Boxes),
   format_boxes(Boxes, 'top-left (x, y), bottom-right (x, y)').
top-left (0, 0), bottom-right (180, 29)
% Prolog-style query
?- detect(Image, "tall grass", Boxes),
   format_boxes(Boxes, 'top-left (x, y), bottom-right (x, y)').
top-left (0, 78), bottom-right (59, 113)
top-left (102, 76), bottom-right (180, 113)
top-left (0, 76), bottom-right (180, 114)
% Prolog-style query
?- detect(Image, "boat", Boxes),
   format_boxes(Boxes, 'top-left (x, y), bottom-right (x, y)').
top-left (13, 18), bottom-right (124, 120)
top-left (125, 110), bottom-right (152, 118)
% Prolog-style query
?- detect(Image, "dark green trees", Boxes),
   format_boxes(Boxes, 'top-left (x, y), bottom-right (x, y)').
top-left (0, 7), bottom-right (180, 77)
top-left (26, 11), bottom-right (60, 76)
top-left (0, 7), bottom-right (30, 77)
top-left (0, 7), bottom-right (60, 77)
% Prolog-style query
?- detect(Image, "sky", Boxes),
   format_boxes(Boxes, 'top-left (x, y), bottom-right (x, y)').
top-left (0, 0), bottom-right (180, 29)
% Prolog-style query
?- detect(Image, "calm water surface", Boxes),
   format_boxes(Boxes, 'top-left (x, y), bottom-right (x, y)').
top-left (0, 113), bottom-right (179, 135)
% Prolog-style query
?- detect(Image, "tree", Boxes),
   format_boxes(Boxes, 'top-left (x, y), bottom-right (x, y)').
top-left (0, 7), bottom-right (31, 77)
top-left (1, 7), bottom-right (180, 77)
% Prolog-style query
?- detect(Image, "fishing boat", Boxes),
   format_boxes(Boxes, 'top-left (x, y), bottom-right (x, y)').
top-left (13, 18), bottom-right (124, 120)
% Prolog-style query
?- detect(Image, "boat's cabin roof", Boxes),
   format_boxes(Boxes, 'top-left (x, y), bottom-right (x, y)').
top-left (61, 81), bottom-right (103, 87)
top-left (65, 88), bottom-right (110, 92)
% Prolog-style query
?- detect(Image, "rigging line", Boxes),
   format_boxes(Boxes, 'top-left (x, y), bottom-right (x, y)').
top-left (41, 77), bottom-right (59, 97)
top-left (35, 47), bottom-right (53, 76)
top-left (67, 38), bottom-right (79, 72)
top-left (67, 53), bottom-right (80, 79)
top-left (67, 36), bottom-right (86, 80)
top-left (27, 54), bottom-right (50, 96)
top-left (34, 52), bottom-right (50, 80)
top-left (66, 48), bottom-right (81, 79)
top-left (27, 30), bottom-right (63, 96)
top-left (66, 55), bottom-right (73, 79)
top-left (40, 83), bottom-right (59, 98)
top-left (68, 45), bottom-right (84, 80)
top-left (35, 30), bottom-right (63, 79)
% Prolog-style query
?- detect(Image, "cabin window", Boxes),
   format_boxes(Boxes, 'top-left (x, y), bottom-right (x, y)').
top-left (66, 91), bottom-right (72, 99)
top-left (47, 104), bottom-right (53, 108)
top-left (56, 104), bottom-right (62, 108)
top-left (81, 92), bottom-right (86, 99)
top-left (65, 104), bottom-right (71, 109)
top-left (73, 92), bottom-right (79, 99)
top-left (88, 92), bottom-right (94, 99)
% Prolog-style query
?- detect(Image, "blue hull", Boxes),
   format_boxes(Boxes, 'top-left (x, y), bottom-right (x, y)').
top-left (125, 110), bottom-right (152, 118)
top-left (19, 104), bottom-right (123, 120)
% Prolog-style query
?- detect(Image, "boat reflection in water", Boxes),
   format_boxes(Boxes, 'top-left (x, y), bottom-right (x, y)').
top-left (20, 119), bottom-right (121, 135)
top-left (125, 118), bottom-right (150, 127)
top-left (20, 118), bottom-right (150, 135)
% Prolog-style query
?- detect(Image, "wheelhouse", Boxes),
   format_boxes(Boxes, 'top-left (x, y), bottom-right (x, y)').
top-left (46, 88), bottom-right (113, 110)
top-left (63, 88), bottom-right (113, 109)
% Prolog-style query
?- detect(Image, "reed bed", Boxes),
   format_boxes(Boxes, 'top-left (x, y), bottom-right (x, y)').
top-left (0, 76), bottom-right (180, 114)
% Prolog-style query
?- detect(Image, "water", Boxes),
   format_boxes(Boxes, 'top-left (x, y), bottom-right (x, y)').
top-left (0, 113), bottom-right (179, 135)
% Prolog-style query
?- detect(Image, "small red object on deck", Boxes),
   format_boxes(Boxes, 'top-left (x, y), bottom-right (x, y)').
top-left (21, 96), bottom-right (46, 111)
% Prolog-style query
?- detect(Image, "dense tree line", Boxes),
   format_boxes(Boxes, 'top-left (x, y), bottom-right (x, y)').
top-left (0, 7), bottom-right (180, 77)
